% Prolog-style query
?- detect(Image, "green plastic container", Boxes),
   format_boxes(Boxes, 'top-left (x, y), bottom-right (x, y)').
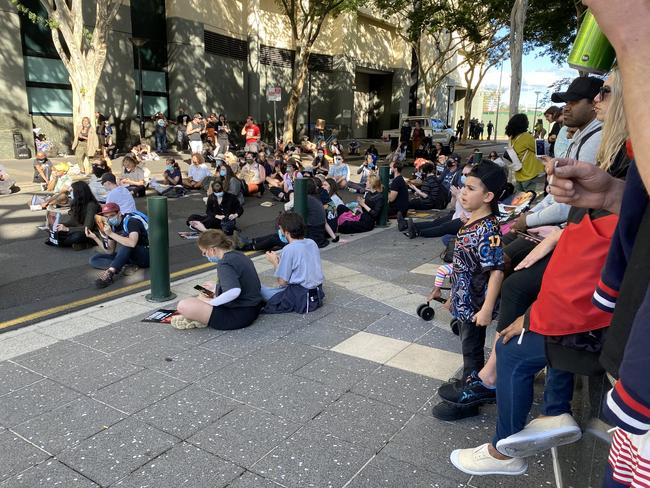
top-left (568, 10), bottom-right (616, 74)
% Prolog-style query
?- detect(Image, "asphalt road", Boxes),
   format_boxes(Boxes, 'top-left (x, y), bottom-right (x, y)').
top-left (0, 139), bottom-right (505, 331)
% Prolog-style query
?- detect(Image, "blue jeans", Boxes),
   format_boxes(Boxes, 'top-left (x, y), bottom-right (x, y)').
top-left (89, 245), bottom-right (150, 273)
top-left (155, 131), bottom-right (167, 153)
top-left (261, 285), bottom-right (285, 301)
top-left (492, 330), bottom-right (574, 446)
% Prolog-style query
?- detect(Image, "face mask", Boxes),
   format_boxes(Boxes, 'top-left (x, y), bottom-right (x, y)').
top-left (206, 255), bottom-right (220, 264)
top-left (317, 153), bottom-right (323, 158)
top-left (368, 163), bottom-right (376, 170)
top-left (37, 158), bottom-right (46, 163)
top-left (447, 161), bottom-right (454, 168)
top-left (436, 164), bottom-right (444, 173)
top-left (166, 166), bottom-right (174, 173)
top-left (277, 229), bottom-right (288, 244)
top-left (108, 216), bottom-right (120, 227)
top-left (215, 192), bottom-right (224, 198)
top-left (460, 175), bottom-right (467, 185)
top-left (219, 169), bottom-right (227, 177)
top-left (69, 191), bottom-right (75, 201)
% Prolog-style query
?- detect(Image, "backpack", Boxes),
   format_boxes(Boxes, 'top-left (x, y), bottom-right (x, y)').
top-left (122, 211), bottom-right (149, 234)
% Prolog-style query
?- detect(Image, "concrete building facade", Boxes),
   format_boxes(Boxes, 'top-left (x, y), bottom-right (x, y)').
top-left (0, 0), bottom-right (463, 158)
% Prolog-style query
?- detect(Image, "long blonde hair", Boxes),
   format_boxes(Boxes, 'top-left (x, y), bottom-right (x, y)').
top-left (597, 68), bottom-right (628, 171)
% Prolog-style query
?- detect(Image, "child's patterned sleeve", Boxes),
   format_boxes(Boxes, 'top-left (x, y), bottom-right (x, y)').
top-left (479, 225), bottom-right (505, 272)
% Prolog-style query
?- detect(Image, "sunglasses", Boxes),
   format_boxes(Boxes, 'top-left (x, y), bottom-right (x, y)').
top-left (598, 85), bottom-right (611, 99)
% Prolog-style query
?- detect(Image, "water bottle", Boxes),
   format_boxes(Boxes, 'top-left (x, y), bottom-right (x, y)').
top-left (568, 10), bottom-right (616, 74)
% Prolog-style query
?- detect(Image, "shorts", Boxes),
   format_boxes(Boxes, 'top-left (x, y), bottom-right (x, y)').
top-left (208, 303), bottom-right (261, 330)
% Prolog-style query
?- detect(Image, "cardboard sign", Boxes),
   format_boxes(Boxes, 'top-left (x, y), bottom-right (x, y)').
top-left (266, 87), bottom-right (281, 102)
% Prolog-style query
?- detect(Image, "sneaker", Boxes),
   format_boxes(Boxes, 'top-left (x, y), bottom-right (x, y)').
top-left (495, 413), bottom-right (582, 458)
top-left (439, 371), bottom-right (496, 406)
top-left (431, 400), bottom-right (480, 421)
top-left (121, 264), bottom-right (140, 276)
top-left (95, 269), bottom-right (115, 288)
top-left (407, 218), bottom-right (418, 239)
top-left (170, 315), bottom-right (207, 330)
top-left (450, 443), bottom-right (528, 476)
top-left (397, 211), bottom-right (408, 231)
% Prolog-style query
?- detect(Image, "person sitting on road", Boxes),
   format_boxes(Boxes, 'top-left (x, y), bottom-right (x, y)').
top-left (219, 162), bottom-right (245, 206)
top-left (0, 164), bottom-right (16, 195)
top-left (184, 153), bottom-right (212, 190)
top-left (40, 163), bottom-right (73, 209)
top-left (388, 160), bottom-right (409, 218)
top-left (323, 177), bottom-right (344, 207)
top-left (305, 177), bottom-right (337, 247)
top-left (337, 175), bottom-right (384, 234)
top-left (171, 229), bottom-right (264, 330)
top-left (45, 181), bottom-right (100, 249)
top-left (86, 202), bottom-right (150, 288)
top-left (33, 151), bottom-right (54, 191)
top-left (327, 155), bottom-right (350, 189)
top-left (348, 153), bottom-right (377, 194)
top-left (240, 152), bottom-right (266, 197)
top-left (270, 161), bottom-right (298, 203)
top-left (310, 147), bottom-right (330, 176)
top-left (88, 156), bottom-right (110, 202)
top-left (262, 212), bottom-right (325, 314)
top-left (119, 156), bottom-right (146, 197)
top-left (407, 162), bottom-right (446, 210)
top-left (187, 180), bottom-right (243, 236)
top-left (163, 158), bottom-right (182, 186)
top-left (101, 172), bottom-right (136, 215)
top-left (439, 153), bottom-right (462, 203)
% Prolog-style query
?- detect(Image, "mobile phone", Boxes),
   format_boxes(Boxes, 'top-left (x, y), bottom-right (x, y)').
top-left (515, 230), bottom-right (542, 243)
top-left (193, 285), bottom-right (215, 298)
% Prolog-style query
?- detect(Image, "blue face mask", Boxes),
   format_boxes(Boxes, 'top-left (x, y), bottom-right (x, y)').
top-left (166, 165), bottom-right (174, 173)
top-left (460, 175), bottom-right (467, 185)
top-left (206, 255), bottom-right (220, 264)
top-left (215, 192), bottom-right (224, 198)
top-left (277, 229), bottom-right (288, 244)
top-left (219, 169), bottom-right (227, 177)
top-left (108, 216), bottom-right (120, 227)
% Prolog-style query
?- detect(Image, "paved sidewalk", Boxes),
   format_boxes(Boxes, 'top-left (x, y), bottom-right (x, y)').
top-left (0, 225), bottom-right (607, 487)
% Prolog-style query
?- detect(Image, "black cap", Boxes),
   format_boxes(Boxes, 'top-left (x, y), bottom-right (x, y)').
top-left (551, 77), bottom-right (604, 103)
top-left (100, 172), bottom-right (116, 184)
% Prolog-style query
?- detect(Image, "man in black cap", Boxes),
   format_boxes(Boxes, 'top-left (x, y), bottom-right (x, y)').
top-left (551, 76), bottom-right (604, 164)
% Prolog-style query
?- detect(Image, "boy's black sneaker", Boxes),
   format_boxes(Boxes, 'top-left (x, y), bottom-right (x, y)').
top-left (407, 218), bottom-right (418, 239)
top-left (95, 269), bottom-right (115, 289)
top-left (438, 371), bottom-right (496, 407)
top-left (431, 400), bottom-right (480, 421)
top-left (397, 211), bottom-right (408, 231)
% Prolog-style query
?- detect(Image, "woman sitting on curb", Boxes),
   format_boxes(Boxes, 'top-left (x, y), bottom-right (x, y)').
top-left (172, 230), bottom-right (264, 330)
top-left (262, 212), bottom-right (325, 314)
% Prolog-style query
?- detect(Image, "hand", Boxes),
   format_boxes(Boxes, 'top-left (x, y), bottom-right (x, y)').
top-left (266, 250), bottom-right (280, 267)
top-left (499, 315), bottom-right (525, 344)
top-left (427, 287), bottom-right (441, 303)
top-left (583, 0), bottom-right (650, 55)
top-left (197, 294), bottom-right (212, 303)
top-left (514, 233), bottom-right (560, 271)
top-left (460, 215), bottom-right (469, 223)
top-left (55, 224), bottom-right (68, 232)
top-left (547, 158), bottom-right (623, 213)
top-left (85, 227), bottom-right (95, 239)
top-left (215, 214), bottom-right (225, 220)
top-left (201, 281), bottom-right (216, 292)
top-left (356, 195), bottom-right (364, 203)
top-left (228, 213), bottom-right (238, 220)
top-left (450, 185), bottom-right (460, 197)
top-left (511, 213), bottom-right (528, 232)
top-left (473, 307), bottom-right (492, 327)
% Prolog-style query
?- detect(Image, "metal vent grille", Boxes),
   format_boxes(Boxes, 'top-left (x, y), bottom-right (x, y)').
top-left (260, 45), bottom-right (333, 72)
top-left (204, 30), bottom-right (248, 60)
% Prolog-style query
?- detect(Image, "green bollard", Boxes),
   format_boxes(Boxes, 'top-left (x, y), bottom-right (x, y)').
top-left (379, 165), bottom-right (390, 227)
top-left (145, 196), bottom-right (176, 302)
top-left (293, 177), bottom-right (308, 223)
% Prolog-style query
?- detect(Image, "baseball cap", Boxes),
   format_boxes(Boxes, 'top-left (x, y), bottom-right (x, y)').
top-left (100, 172), bottom-right (117, 184)
top-left (551, 77), bottom-right (604, 103)
top-left (99, 202), bottom-right (120, 215)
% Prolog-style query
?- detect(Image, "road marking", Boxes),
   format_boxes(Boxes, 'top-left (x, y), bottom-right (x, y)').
top-left (0, 262), bottom-right (215, 331)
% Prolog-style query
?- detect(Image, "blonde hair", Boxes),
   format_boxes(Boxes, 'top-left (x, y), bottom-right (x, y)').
top-left (367, 175), bottom-right (383, 192)
top-left (597, 68), bottom-right (628, 171)
top-left (198, 229), bottom-right (234, 251)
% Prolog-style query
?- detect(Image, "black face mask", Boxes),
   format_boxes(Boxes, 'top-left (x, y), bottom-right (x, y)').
top-left (447, 161), bottom-right (455, 168)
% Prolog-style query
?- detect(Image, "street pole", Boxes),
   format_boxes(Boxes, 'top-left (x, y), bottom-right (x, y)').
top-left (145, 196), bottom-right (176, 302)
top-left (293, 178), bottom-right (308, 224)
top-left (494, 62), bottom-right (504, 141)
top-left (378, 165), bottom-right (390, 227)
top-left (307, 71), bottom-right (312, 140)
top-left (130, 37), bottom-right (147, 140)
top-left (273, 100), bottom-right (278, 150)
top-left (446, 85), bottom-right (453, 126)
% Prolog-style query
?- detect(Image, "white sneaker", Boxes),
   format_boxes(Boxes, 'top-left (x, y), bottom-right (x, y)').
top-left (496, 413), bottom-right (582, 458)
top-left (450, 443), bottom-right (527, 476)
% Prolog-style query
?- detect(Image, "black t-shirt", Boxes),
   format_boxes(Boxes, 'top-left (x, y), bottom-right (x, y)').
top-left (121, 215), bottom-right (149, 247)
top-left (390, 175), bottom-right (409, 214)
top-left (548, 122), bottom-right (562, 156)
top-left (307, 195), bottom-right (326, 226)
top-left (216, 251), bottom-right (263, 308)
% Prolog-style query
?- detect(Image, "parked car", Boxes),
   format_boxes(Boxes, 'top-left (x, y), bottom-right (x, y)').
top-left (382, 116), bottom-right (456, 154)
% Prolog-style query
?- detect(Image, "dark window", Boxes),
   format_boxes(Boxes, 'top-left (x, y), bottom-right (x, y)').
top-left (130, 0), bottom-right (168, 69)
top-left (204, 31), bottom-right (248, 60)
top-left (19, 0), bottom-right (59, 58)
top-left (260, 45), bottom-right (333, 72)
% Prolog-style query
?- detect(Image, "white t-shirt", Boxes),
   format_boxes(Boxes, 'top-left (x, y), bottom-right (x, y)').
top-left (106, 185), bottom-right (136, 214)
top-left (188, 164), bottom-right (212, 183)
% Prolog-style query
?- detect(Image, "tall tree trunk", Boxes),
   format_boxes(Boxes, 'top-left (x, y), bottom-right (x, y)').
top-left (462, 87), bottom-right (473, 142)
top-left (508, 0), bottom-right (528, 117)
top-left (282, 46), bottom-right (311, 143)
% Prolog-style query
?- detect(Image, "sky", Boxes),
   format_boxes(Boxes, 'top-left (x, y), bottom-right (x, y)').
top-left (481, 47), bottom-right (580, 111)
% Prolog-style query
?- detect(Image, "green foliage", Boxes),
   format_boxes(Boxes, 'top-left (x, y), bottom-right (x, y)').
top-left (10, 0), bottom-right (58, 29)
top-left (524, 0), bottom-right (583, 64)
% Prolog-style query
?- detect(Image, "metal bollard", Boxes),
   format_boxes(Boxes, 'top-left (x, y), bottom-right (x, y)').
top-left (145, 196), bottom-right (176, 302)
top-left (293, 177), bottom-right (308, 223)
top-left (379, 165), bottom-right (390, 227)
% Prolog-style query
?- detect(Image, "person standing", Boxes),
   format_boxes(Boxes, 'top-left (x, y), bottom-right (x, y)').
top-left (411, 121), bottom-right (424, 157)
top-left (543, 106), bottom-right (563, 157)
top-left (72, 116), bottom-right (98, 175)
top-left (487, 120), bottom-right (494, 140)
top-left (154, 112), bottom-right (168, 153)
top-left (175, 107), bottom-right (190, 151)
top-left (216, 114), bottom-right (231, 154)
top-left (187, 113), bottom-right (204, 154)
top-left (241, 115), bottom-right (261, 153)
top-left (456, 117), bottom-right (464, 139)
top-left (504, 114), bottom-right (545, 192)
